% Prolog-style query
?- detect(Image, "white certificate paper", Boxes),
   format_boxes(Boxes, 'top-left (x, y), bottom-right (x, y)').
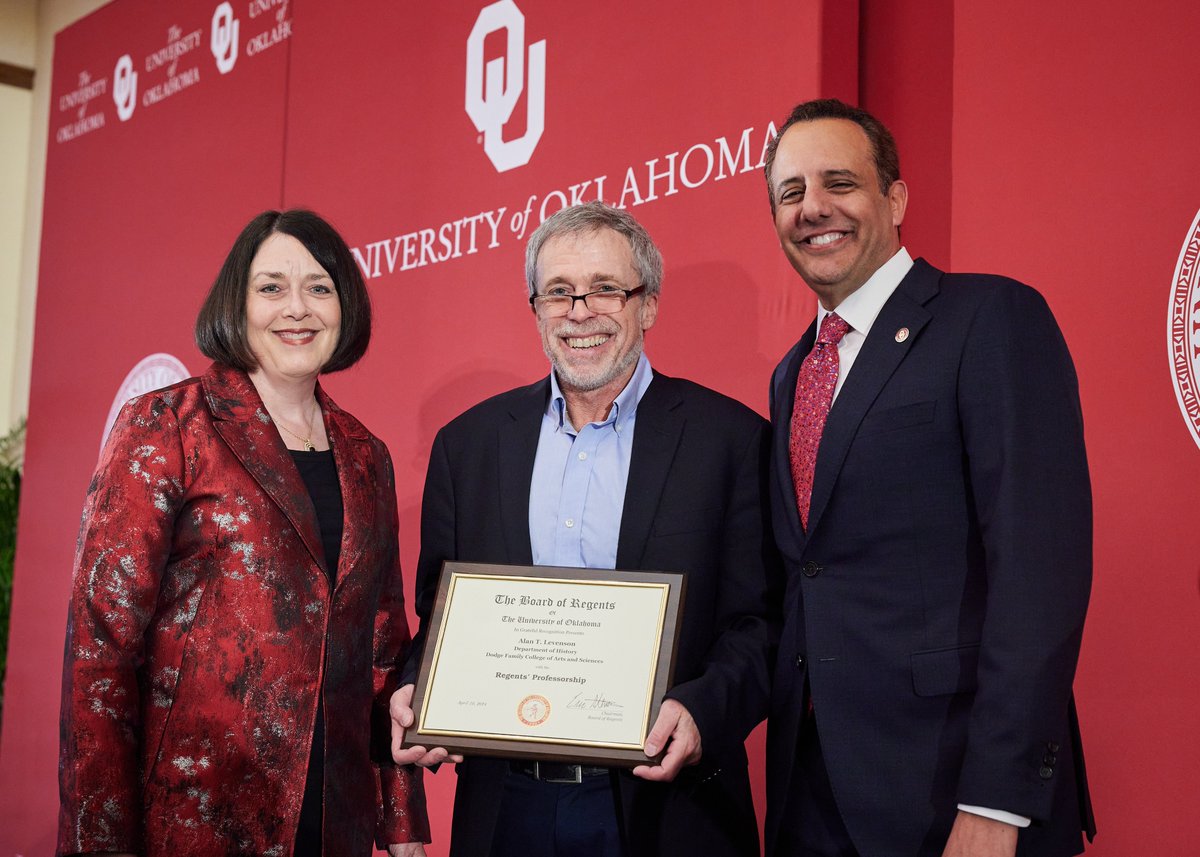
top-left (412, 563), bottom-right (683, 761)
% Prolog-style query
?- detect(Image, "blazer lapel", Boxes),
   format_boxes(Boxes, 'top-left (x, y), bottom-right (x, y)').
top-left (497, 380), bottom-right (547, 565)
top-left (805, 260), bottom-right (941, 535)
top-left (203, 364), bottom-right (328, 575)
top-left (616, 373), bottom-right (684, 570)
top-left (320, 387), bottom-right (375, 589)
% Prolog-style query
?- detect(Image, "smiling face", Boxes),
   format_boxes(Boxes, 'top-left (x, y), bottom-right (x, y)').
top-left (771, 118), bottom-right (907, 309)
top-left (245, 232), bottom-right (341, 386)
top-left (534, 227), bottom-right (658, 399)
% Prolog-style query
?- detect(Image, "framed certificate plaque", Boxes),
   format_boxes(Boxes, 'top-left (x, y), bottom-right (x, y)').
top-left (404, 561), bottom-right (686, 766)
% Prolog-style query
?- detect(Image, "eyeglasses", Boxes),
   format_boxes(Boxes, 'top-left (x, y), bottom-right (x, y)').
top-left (529, 285), bottom-right (646, 318)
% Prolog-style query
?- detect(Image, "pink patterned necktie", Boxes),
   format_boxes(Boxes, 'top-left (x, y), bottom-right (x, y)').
top-left (789, 312), bottom-right (851, 529)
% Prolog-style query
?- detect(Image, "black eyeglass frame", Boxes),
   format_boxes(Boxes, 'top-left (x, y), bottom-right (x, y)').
top-left (528, 285), bottom-right (647, 316)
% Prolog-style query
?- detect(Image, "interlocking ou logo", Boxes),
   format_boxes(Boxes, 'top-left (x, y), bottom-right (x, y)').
top-left (465, 0), bottom-right (546, 173)
top-left (112, 54), bottom-right (137, 121)
top-left (211, 2), bottom-right (239, 74)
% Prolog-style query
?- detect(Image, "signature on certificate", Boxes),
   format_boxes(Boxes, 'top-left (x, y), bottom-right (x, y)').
top-left (566, 691), bottom-right (624, 711)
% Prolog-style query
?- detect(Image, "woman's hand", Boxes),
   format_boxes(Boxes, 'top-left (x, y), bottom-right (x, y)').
top-left (387, 843), bottom-right (428, 857)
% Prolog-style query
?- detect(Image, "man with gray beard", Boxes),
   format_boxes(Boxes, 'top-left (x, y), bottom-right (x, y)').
top-left (390, 202), bottom-right (779, 857)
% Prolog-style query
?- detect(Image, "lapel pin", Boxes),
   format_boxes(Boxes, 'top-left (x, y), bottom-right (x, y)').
top-left (895, 327), bottom-right (910, 343)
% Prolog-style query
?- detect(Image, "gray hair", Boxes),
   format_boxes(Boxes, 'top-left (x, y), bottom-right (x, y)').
top-left (524, 201), bottom-right (663, 299)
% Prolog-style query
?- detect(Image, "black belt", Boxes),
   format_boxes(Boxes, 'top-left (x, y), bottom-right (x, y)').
top-left (511, 760), bottom-right (609, 784)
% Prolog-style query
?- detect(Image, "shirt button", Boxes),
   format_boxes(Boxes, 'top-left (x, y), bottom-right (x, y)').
top-left (565, 519), bottom-right (575, 528)
top-left (578, 452), bottom-right (588, 461)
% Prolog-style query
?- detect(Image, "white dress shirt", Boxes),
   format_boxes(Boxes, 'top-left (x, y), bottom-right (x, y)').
top-left (818, 247), bottom-right (912, 402)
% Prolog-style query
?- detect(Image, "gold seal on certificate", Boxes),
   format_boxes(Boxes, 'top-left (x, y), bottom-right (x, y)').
top-left (516, 694), bottom-right (551, 727)
top-left (405, 561), bottom-right (686, 766)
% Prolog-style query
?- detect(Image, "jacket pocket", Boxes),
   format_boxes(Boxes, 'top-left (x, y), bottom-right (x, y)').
top-left (911, 643), bottom-right (980, 697)
top-left (857, 400), bottom-right (937, 437)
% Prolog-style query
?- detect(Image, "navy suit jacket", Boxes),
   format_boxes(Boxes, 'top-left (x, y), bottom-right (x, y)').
top-left (765, 259), bottom-right (1095, 857)
top-left (407, 371), bottom-right (781, 857)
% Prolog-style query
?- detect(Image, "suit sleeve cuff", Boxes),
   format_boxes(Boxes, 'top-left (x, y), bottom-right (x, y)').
top-left (957, 804), bottom-right (1031, 828)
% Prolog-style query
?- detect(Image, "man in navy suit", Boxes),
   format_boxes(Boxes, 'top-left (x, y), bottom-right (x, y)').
top-left (390, 202), bottom-right (778, 857)
top-left (762, 99), bottom-right (1096, 857)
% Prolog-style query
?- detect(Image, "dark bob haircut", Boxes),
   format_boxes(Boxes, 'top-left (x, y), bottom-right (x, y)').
top-left (195, 209), bottom-right (371, 374)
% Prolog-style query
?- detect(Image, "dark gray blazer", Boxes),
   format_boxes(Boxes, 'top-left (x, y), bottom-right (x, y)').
top-left (408, 371), bottom-right (781, 857)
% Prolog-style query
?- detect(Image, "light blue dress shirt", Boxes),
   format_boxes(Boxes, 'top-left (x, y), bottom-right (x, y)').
top-left (528, 353), bottom-right (654, 569)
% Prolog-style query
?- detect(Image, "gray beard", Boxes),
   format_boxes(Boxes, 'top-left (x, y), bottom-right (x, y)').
top-left (546, 335), bottom-right (643, 394)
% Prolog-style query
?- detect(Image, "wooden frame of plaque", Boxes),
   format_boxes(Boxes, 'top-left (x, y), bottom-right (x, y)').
top-left (404, 560), bottom-right (686, 766)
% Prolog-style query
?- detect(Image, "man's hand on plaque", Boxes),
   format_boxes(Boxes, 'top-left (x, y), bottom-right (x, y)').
top-left (389, 683), bottom-right (464, 766)
top-left (631, 698), bottom-right (702, 782)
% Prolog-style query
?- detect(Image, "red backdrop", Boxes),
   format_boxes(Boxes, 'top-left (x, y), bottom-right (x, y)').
top-left (2, 1), bottom-right (1197, 855)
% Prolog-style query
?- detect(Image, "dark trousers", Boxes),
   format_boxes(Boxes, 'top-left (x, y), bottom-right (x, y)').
top-left (488, 768), bottom-right (623, 857)
top-left (776, 717), bottom-right (860, 857)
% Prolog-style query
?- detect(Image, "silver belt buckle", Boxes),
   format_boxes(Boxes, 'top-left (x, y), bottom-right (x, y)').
top-left (535, 761), bottom-right (583, 784)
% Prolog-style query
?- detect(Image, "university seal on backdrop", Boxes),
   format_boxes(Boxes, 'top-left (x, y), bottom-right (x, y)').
top-left (101, 353), bottom-right (190, 453)
top-left (1168, 208), bottom-right (1200, 450)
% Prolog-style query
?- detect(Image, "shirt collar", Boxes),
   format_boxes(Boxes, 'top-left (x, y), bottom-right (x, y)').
top-left (547, 352), bottom-right (654, 434)
top-left (817, 247), bottom-right (913, 337)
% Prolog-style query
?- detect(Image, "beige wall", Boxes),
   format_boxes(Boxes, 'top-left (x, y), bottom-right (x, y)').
top-left (1, 0), bottom-right (37, 437)
top-left (0, 0), bottom-right (37, 66)
top-left (3, 0), bottom-right (108, 438)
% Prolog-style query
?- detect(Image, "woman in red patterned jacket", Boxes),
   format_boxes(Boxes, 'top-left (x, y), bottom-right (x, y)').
top-left (58, 210), bottom-right (429, 857)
